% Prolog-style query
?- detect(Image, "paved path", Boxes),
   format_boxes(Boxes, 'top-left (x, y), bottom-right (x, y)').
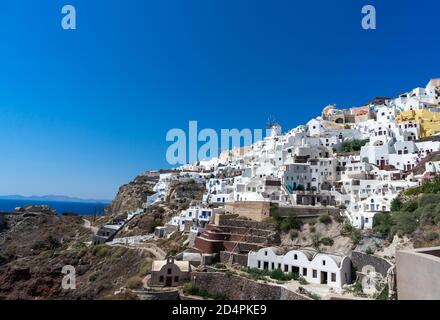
top-left (109, 241), bottom-right (166, 259)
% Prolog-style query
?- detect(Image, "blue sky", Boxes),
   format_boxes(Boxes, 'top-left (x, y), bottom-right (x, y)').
top-left (0, 0), bottom-right (439, 200)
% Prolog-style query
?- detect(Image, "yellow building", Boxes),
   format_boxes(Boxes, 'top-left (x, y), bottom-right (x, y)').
top-left (397, 109), bottom-right (440, 137)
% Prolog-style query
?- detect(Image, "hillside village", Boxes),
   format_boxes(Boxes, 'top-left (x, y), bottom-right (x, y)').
top-left (3, 79), bottom-right (440, 300)
top-left (88, 78), bottom-right (440, 300)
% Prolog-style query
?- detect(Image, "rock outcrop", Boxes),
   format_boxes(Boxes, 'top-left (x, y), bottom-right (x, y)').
top-left (0, 210), bottom-right (153, 300)
top-left (108, 172), bottom-right (159, 216)
top-left (165, 179), bottom-right (206, 209)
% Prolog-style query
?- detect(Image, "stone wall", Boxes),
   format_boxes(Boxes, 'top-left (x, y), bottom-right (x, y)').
top-left (219, 251), bottom-right (248, 266)
top-left (190, 272), bottom-right (310, 300)
top-left (224, 202), bottom-right (271, 222)
top-left (272, 205), bottom-right (340, 218)
top-left (350, 251), bottom-right (392, 277)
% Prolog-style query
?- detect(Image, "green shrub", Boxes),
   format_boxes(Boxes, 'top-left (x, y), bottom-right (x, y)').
top-left (298, 276), bottom-right (308, 285)
top-left (404, 187), bottom-right (422, 196)
top-left (183, 283), bottom-right (227, 300)
top-left (139, 258), bottom-right (153, 276)
top-left (280, 215), bottom-right (300, 233)
top-left (111, 246), bottom-right (127, 259)
top-left (46, 236), bottom-right (61, 250)
top-left (365, 247), bottom-right (375, 255)
top-left (392, 212), bottom-right (418, 237)
top-left (319, 237), bottom-right (334, 246)
top-left (126, 276), bottom-right (144, 289)
top-left (373, 212), bottom-right (393, 236)
top-left (401, 200), bottom-right (418, 213)
top-left (342, 139), bottom-right (369, 152)
top-left (351, 228), bottom-right (362, 245)
top-left (390, 197), bottom-right (403, 212)
top-left (318, 214), bottom-right (332, 224)
top-left (289, 229), bottom-right (299, 240)
top-left (93, 245), bottom-right (111, 257)
top-left (418, 194), bottom-right (440, 208)
top-left (333, 214), bottom-right (344, 223)
top-left (421, 176), bottom-right (440, 194)
top-left (425, 231), bottom-right (439, 242)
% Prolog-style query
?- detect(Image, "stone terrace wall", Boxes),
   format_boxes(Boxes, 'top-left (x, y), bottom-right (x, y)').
top-left (224, 202), bottom-right (271, 222)
top-left (350, 251), bottom-right (392, 277)
top-left (219, 251), bottom-right (248, 266)
top-left (218, 217), bottom-right (277, 231)
top-left (190, 272), bottom-right (310, 300)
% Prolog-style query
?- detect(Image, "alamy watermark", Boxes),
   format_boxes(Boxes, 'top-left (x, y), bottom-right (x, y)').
top-left (166, 121), bottom-right (279, 166)
top-left (362, 5), bottom-right (376, 30)
top-left (61, 265), bottom-right (76, 290)
top-left (61, 5), bottom-right (76, 30)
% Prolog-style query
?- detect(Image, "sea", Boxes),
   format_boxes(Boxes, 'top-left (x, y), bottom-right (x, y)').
top-left (0, 199), bottom-right (109, 216)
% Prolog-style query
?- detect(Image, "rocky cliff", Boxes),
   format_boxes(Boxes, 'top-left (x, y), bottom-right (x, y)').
top-left (108, 172), bottom-right (159, 216)
top-left (0, 208), bottom-right (153, 300)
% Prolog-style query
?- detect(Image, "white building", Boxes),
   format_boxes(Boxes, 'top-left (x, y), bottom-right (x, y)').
top-left (248, 247), bottom-right (352, 289)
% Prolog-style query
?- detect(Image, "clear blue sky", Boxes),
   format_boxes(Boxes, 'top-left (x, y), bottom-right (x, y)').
top-left (0, 0), bottom-right (439, 200)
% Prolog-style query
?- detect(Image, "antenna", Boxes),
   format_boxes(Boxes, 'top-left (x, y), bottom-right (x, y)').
top-left (266, 115), bottom-right (279, 129)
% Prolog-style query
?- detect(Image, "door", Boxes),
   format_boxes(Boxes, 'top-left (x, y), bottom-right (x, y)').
top-left (166, 276), bottom-right (172, 286)
top-left (321, 271), bottom-right (328, 284)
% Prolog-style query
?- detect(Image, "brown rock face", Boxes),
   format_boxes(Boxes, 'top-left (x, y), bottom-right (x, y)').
top-left (165, 180), bottom-right (206, 209)
top-left (108, 172), bottom-right (159, 216)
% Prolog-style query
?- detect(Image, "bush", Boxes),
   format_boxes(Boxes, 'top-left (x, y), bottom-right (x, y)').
top-left (342, 223), bottom-right (362, 244)
top-left (319, 237), bottom-right (334, 246)
top-left (139, 258), bottom-right (153, 276)
top-left (401, 200), bottom-right (418, 213)
top-left (333, 214), bottom-right (344, 223)
top-left (421, 176), bottom-right (440, 194)
top-left (342, 139), bottom-right (369, 152)
top-left (111, 246), bottom-right (127, 259)
top-left (289, 229), bottom-right (299, 240)
top-left (373, 212), bottom-right (393, 236)
top-left (390, 197), bottom-right (402, 212)
top-left (298, 276), bottom-right (308, 285)
top-left (318, 214), bottom-right (332, 224)
top-left (392, 212), bottom-right (418, 237)
top-left (425, 231), bottom-right (439, 242)
top-left (280, 216), bottom-right (300, 233)
top-left (93, 245), bottom-right (111, 257)
top-left (418, 194), bottom-right (440, 209)
top-left (404, 187), bottom-right (422, 196)
top-left (46, 236), bottom-right (61, 250)
top-left (183, 283), bottom-right (227, 300)
top-left (126, 276), bottom-right (144, 289)
top-left (365, 247), bottom-right (375, 255)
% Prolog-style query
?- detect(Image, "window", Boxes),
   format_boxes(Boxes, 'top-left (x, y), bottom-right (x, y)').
top-left (265, 251), bottom-right (268, 256)
top-left (278, 263), bottom-right (281, 269)
top-left (302, 268), bottom-right (307, 276)
top-left (312, 270), bottom-right (317, 278)
top-left (159, 276), bottom-right (164, 282)
top-left (167, 268), bottom-right (172, 275)
top-left (271, 262), bottom-right (275, 270)
top-left (284, 265), bottom-right (289, 272)
top-left (322, 260), bottom-right (326, 266)
top-left (174, 276), bottom-right (179, 282)
top-left (331, 273), bottom-right (336, 282)
top-left (294, 254), bottom-right (298, 260)
top-left (257, 261), bottom-right (261, 268)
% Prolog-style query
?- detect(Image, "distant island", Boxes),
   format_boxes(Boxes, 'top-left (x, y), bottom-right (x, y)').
top-left (0, 194), bottom-right (112, 204)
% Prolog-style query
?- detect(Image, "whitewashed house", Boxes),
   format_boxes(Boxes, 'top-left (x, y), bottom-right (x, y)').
top-left (248, 247), bottom-right (352, 289)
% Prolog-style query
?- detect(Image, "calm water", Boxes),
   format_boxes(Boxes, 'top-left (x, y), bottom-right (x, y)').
top-left (0, 199), bottom-right (108, 216)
